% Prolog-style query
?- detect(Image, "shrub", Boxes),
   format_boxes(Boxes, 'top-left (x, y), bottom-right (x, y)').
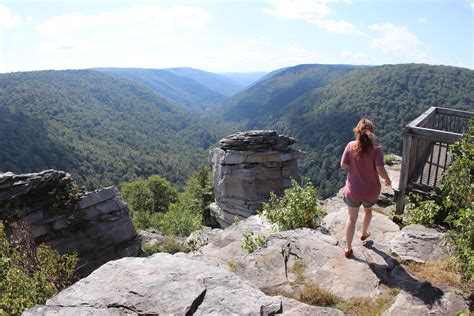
top-left (384, 153), bottom-right (396, 165)
top-left (405, 193), bottom-right (441, 226)
top-left (159, 203), bottom-right (202, 237)
top-left (241, 230), bottom-right (267, 253)
top-left (142, 238), bottom-right (189, 255)
top-left (0, 222), bottom-right (78, 315)
top-left (121, 175), bottom-right (178, 213)
top-left (405, 122), bottom-right (473, 281)
top-left (260, 179), bottom-right (326, 231)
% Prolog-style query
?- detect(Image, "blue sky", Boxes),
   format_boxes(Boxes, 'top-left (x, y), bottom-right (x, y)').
top-left (0, 0), bottom-right (472, 73)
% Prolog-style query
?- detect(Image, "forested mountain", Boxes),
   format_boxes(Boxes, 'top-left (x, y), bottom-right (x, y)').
top-left (218, 72), bottom-right (267, 88)
top-left (93, 68), bottom-right (229, 112)
top-left (220, 64), bottom-right (474, 197)
top-left (164, 67), bottom-right (242, 96)
top-left (0, 70), bottom-right (228, 189)
top-left (220, 64), bottom-right (361, 127)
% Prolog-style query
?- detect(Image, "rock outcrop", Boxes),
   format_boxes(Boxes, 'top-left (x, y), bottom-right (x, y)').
top-left (26, 195), bottom-right (469, 315)
top-left (25, 252), bottom-right (342, 315)
top-left (390, 224), bottom-right (449, 263)
top-left (209, 130), bottom-right (304, 227)
top-left (0, 170), bottom-right (140, 276)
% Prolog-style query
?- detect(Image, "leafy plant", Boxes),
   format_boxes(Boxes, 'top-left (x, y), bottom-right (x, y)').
top-left (240, 230), bottom-right (267, 253)
top-left (383, 153), bottom-right (396, 165)
top-left (260, 179), bottom-right (326, 231)
top-left (159, 203), bottom-right (202, 237)
top-left (405, 123), bottom-right (473, 281)
top-left (142, 238), bottom-right (189, 255)
top-left (0, 222), bottom-right (78, 315)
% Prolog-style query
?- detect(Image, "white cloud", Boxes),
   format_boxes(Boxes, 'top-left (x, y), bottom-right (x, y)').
top-left (310, 19), bottom-right (363, 35)
top-left (0, 4), bottom-right (22, 29)
top-left (369, 23), bottom-right (423, 53)
top-left (263, 0), bottom-right (332, 19)
top-left (417, 17), bottom-right (427, 23)
top-left (470, 2), bottom-right (474, 9)
top-left (262, 0), bottom-right (362, 35)
top-left (340, 50), bottom-right (372, 64)
top-left (369, 22), bottom-right (436, 63)
top-left (38, 5), bottom-right (212, 38)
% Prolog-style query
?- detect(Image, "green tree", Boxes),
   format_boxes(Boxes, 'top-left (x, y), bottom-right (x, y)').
top-left (0, 222), bottom-right (78, 315)
top-left (121, 175), bottom-right (178, 230)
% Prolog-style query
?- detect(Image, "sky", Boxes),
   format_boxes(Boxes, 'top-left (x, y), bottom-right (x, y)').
top-left (0, 0), bottom-right (473, 73)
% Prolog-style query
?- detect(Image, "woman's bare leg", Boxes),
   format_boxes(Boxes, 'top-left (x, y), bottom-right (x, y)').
top-left (345, 206), bottom-right (359, 251)
top-left (361, 207), bottom-right (372, 238)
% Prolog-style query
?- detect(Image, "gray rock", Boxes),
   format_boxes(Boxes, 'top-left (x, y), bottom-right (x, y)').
top-left (190, 216), bottom-right (385, 300)
top-left (185, 226), bottom-right (223, 250)
top-left (0, 170), bottom-right (140, 277)
top-left (26, 253), bottom-right (282, 315)
top-left (382, 286), bottom-right (468, 315)
top-left (78, 187), bottom-right (119, 209)
top-left (390, 224), bottom-right (449, 263)
top-left (210, 130), bottom-right (304, 227)
top-left (277, 296), bottom-right (344, 316)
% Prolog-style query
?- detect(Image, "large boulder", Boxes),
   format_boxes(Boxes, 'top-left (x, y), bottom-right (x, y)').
top-left (390, 224), bottom-right (449, 263)
top-left (0, 170), bottom-right (140, 276)
top-left (209, 130), bottom-right (304, 227)
top-left (26, 253), bottom-right (281, 315)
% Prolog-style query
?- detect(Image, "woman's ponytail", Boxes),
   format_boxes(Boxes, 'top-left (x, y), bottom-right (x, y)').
top-left (352, 118), bottom-right (375, 158)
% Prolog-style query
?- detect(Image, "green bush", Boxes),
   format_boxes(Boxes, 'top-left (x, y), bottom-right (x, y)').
top-left (241, 230), bottom-right (267, 253)
top-left (405, 122), bottom-right (473, 281)
top-left (0, 223), bottom-right (78, 315)
top-left (143, 238), bottom-right (189, 255)
top-left (121, 175), bottom-right (178, 230)
top-left (159, 203), bottom-right (202, 237)
top-left (405, 194), bottom-right (442, 226)
top-left (383, 154), bottom-right (396, 165)
top-left (260, 179), bottom-right (326, 231)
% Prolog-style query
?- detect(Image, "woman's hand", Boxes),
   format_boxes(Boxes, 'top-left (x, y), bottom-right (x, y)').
top-left (384, 178), bottom-right (391, 186)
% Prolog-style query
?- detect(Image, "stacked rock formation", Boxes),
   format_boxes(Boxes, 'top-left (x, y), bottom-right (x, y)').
top-left (209, 130), bottom-right (304, 227)
top-left (0, 170), bottom-right (140, 276)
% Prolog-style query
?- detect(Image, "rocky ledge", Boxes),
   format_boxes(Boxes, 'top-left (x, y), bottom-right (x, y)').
top-left (0, 170), bottom-right (140, 276)
top-left (210, 130), bottom-right (305, 227)
top-left (26, 194), bottom-right (468, 315)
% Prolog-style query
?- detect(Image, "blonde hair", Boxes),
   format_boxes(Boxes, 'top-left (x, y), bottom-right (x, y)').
top-left (352, 118), bottom-right (375, 159)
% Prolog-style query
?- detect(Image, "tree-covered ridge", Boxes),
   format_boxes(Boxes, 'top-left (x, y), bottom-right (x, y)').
top-left (275, 64), bottom-right (474, 197)
top-left (164, 67), bottom-right (243, 97)
top-left (93, 68), bottom-right (230, 112)
top-left (220, 64), bottom-right (361, 126)
top-left (0, 70), bottom-right (226, 189)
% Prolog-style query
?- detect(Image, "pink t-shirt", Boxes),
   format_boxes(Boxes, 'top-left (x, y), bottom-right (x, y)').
top-left (341, 141), bottom-right (384, 201)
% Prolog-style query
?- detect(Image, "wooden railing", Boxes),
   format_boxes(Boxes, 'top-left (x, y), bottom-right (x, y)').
top-left (395, 107), bottom-right (473, 213)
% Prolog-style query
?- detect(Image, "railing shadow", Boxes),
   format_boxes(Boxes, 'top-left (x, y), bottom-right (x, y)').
top-left (351, 241), bottom-right (444, 307)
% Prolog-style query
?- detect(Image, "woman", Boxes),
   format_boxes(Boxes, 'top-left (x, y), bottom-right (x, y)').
top-left (340, 118), bottom-right (391, 258)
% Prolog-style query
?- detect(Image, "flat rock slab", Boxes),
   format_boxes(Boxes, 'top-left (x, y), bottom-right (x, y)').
top-left (26, 253), bottom-right (282, 315)
top-left (390, 224), bottom-right (449, 263)
top-left (277, 296), bottom-right (344, 315)
top-left (323, 208), bottom-right (400, 254)
top-left (383, 286), bottom-right (468, 315)
top-left (190, 216), bottom-right (385, 300)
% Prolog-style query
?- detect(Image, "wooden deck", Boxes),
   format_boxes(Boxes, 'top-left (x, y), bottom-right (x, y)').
top-left (395, 107), bottom-right (473, 213)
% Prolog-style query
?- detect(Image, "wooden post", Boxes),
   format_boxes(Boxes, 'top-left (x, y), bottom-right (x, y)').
top-left (396, 132), bottom-right (412, 213)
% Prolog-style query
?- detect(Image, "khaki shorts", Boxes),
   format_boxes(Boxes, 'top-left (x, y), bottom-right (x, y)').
top-left (343, 193), bottom-right (377, 208)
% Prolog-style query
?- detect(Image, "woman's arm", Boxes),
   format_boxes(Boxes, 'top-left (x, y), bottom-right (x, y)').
top-left (341, 162), bottom-right (349, 169)
top-left (376, 166), bottom-right (391, 186)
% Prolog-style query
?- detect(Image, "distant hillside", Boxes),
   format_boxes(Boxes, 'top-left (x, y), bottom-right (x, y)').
top-left (0, 70), bottom-right (228, 189)
top-left (218, 72), bottom-right (267, 88)
top-left (220, 64), bottom-right (361, 127)
top-left (165, 67), bottom-right (242, 97)
top-left (221, 64), bottom-right (474, 197)
top-left (93, 68), bottom-right (229, 112)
